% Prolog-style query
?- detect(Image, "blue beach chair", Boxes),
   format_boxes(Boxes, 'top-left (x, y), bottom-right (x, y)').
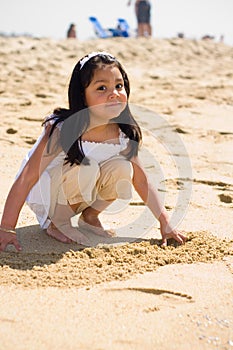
top-left (89, 16), bottom-right (129, 38)
top-left (89, 16), bottom-right (116, 38)
top-left (117, 18), bottom-right (130, 37)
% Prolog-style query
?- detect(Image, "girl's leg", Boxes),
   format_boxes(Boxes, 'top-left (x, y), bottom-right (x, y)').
top-left (47, 158), bottom-right (100, 244)
top-left (78, 156), bottom-right (133, 237)
top-left (78, 199), bottom-right (116, 237)
top-left (47, 203), bottom-right (90, 245)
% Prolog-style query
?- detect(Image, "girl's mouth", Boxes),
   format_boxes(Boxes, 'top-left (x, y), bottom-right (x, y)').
top-left (106, 102), bottom-right (120, 107)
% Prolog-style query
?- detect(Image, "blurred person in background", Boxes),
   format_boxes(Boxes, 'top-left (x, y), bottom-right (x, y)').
top-left (127, 0), bottom-right (152, 37)
top-left (67, 23), bottom-right (77, 38)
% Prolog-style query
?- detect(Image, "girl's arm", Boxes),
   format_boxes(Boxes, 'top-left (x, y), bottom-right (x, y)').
top-left (0, 125), bottom-right (60, 252)
top-left (131, 156), bottom-right (186, 246)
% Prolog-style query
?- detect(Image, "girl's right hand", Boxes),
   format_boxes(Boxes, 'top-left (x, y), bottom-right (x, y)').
top-left (0, 230), bottom-right (22, 252)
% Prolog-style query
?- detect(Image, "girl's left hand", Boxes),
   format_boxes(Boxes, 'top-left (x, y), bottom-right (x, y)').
top-left (160, 218), bottom-right (187, 247)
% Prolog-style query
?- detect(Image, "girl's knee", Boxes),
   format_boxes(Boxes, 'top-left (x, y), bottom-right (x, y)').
top-left (99, 158), bottom-right (133, 200)
top-left (109, 158), bottom-right (133, 180)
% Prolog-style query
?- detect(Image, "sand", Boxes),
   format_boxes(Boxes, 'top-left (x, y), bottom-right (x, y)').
top-left (0, 36), bottom-right (233, 349)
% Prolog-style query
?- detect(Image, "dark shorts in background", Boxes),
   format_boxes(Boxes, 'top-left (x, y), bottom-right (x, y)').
top-left (137, 1), bottom-right (151, 23)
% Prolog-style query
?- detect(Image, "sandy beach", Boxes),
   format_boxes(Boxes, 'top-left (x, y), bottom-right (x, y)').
top-left (0, 36), bottom-right (233, 349)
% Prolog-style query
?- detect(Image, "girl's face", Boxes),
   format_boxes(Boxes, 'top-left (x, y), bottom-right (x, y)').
top-left (84, 64), bottom-right (127, 123)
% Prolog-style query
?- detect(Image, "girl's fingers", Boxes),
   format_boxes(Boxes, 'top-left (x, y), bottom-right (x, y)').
top-left (13, 240), bottom-right (22, 251)
top-left (161, 230), bottom-right (187, 246)
top-left (161, 237), bottom-right (167, 247)
top-left (0, 236), bottom-right (22, 252)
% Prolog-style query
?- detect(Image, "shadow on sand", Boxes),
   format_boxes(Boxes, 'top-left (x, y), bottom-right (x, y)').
top-left (0, 224), bottom-right (165, 271)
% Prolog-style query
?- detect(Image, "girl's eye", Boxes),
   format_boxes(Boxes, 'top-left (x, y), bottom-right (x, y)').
top-left (96, 83), bottom-right (124, 91)
top-left (97, 85), bottom-right (106, 91)
top-left (116, 83), bottom-right (123, 89)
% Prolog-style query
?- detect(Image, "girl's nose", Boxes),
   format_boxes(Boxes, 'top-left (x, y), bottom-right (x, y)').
top-left (108, 88), bottom-right (119, 98)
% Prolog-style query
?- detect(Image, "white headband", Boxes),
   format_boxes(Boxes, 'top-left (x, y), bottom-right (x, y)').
top-left (79, 51), bottom-right (115, 70)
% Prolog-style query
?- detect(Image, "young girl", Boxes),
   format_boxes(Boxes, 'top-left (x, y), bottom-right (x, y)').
top-left (0, 51), bottom-right (186, 252)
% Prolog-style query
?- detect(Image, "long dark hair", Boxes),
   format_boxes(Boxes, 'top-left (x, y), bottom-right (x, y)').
top-left (43, 52), bottom-right (142, 165)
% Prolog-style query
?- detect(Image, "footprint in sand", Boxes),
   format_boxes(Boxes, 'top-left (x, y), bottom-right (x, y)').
top-left (6, 128), bottom-right (17, 134)
top-left (218, 193), bottom-right (233, 204)
top-left (105, 287), bottom-right (193, 313)
top-left (21, 136), bottom-right (37, 145)
top-left (125, 287), bottom-right (193, 301)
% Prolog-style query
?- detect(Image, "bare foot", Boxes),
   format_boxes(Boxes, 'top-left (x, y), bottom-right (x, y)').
top-left (47, 223), bottom-right (73, 243)
top-left (78, 214), bottom-right (115, 237)
top-left (47, 223), bottom-right (90, 246)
